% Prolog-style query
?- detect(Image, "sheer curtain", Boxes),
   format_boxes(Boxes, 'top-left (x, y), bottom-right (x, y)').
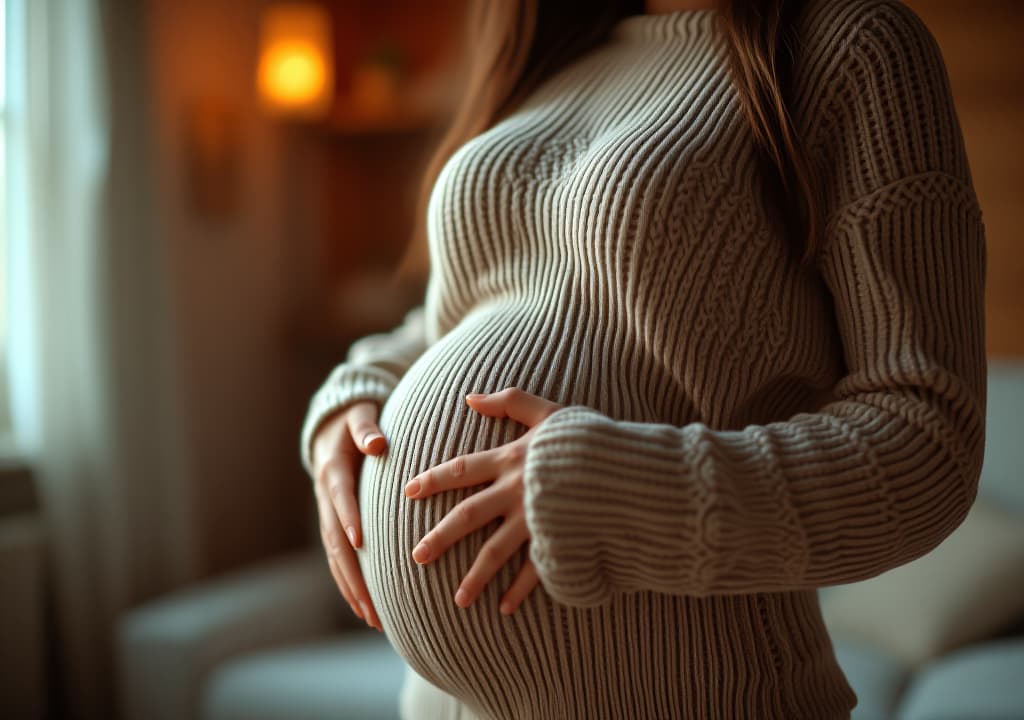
top-left (6, 0), bottom-right (193, 716)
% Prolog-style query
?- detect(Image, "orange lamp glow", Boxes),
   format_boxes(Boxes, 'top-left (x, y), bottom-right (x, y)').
top-left (257, 4), bottom-right (334, 117)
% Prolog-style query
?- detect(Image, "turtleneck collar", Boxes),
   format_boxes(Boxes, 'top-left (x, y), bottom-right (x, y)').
top-left (612, 8), bottom-right (719, 42)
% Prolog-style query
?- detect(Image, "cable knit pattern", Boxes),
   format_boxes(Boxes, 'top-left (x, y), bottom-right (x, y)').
top-left (299, 1), bottom-right (986, 718)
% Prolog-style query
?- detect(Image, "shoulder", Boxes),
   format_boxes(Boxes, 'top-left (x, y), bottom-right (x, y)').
top-left (791, 0), bottom-right (949, 120)
top-left (795, 0), bottom-right (931, 38)
top-left (789, 0), bottom-right (972, 214)
top-left (792, 0), bottom-right (938, 65)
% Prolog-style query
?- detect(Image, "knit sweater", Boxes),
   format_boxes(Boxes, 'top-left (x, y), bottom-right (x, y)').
top-left (300, 1), bottom-right (987, 718)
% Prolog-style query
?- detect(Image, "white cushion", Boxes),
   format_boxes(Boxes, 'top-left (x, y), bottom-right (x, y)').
top-left (819, 496), bottom-right (1024, 668)
top-left (895, 638), bottom-right (1024, 720)
top-left (979, 361), bottom-right (1024, 511)
top-left (830, 636), bottom-right (911, 720)
top-left (200, 634), bottom-right (407, 720)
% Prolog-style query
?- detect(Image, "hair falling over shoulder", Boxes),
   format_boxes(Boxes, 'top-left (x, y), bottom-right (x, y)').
top-left (393, 0), bottom-right (821, 285)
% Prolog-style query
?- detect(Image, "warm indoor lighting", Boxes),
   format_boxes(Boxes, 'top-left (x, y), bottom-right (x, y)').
top-left (257, 4), bottom-right (334, 117)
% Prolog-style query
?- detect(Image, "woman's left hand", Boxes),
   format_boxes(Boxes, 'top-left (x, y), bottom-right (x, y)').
top-left (404, 387), bottom-right (563, 615)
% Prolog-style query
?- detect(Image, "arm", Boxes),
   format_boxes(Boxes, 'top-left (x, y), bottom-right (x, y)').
top-left (300, 303), bottom-right (429, 477)
top-left (519, 2), bottom-right (987, 607)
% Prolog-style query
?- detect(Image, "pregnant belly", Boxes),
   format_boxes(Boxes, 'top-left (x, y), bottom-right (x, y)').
top-left (354, 309), bottom-right (556, 712)
top-left (351, 307), bottom-right (854, 719)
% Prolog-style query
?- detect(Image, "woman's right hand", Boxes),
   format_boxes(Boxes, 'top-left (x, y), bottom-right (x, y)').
top-left (311, 399), bottom-right (387, 632)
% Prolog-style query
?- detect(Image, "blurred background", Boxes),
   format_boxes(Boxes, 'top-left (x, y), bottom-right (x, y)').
top-left (0, 1), bottom-right (1020, 719)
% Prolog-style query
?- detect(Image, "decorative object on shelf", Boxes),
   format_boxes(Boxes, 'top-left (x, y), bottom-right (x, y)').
top-left (350, 36), bottom-right (407, 118)
top-left (257, 3), bottom-right (334, 118)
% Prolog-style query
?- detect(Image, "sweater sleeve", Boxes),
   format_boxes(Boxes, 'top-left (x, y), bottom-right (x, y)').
top-left (519, 1), bottom-right (988, 608)
top-left (300, 303), bottom-right (429, 479)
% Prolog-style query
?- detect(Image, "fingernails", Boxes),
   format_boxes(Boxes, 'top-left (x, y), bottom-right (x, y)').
top-left (346, 526), bottom-right (357, 547)
top-left (405, 479), bottom-right (420, 497)
top-left (413, 542), bottom-right (430, 563)
top-left (362, 432), bottom-right (383, 449)
top-left (454, 588), bottom-right (469, 607)
top-left (466, 393), bottom-right (486, 401)
top-left (359, 601), bottom-right (371, 622)
top-left (499, 600), bottom-right (512, 615)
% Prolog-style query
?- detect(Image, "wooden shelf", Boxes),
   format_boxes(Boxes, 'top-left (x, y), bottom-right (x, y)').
top-left (324, 102), bottom-right (447, 136)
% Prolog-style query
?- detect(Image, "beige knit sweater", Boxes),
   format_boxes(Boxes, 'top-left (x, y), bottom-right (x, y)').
top-left (300, 1), bottom-right (987, 717)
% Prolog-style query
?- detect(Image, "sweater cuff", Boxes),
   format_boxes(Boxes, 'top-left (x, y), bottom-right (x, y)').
top-left (522, 405), bottom-right (697, 607)
top-left (299, 364), bottom-right (398, 480)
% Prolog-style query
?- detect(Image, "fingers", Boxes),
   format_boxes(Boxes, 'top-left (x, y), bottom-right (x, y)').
top-left (317, 400), bottom-right (382, 550)
top-left (315, 485), bottom-right (366, 622)
top-left (316, 482), bottom-right (346, 562)
top-left (326, 553), bottom-right (359, 618)
top-left (335, 534), bottom-right (383, 631)
top-left (309, 406), bottom-right (369, 547)
top-left (316, 484), bottom-right (381, 631)
top-left (465, 387), bottom-right (562, 427)
top-left (412, 483), bottom-right (506, 565)
top-left (321, 454), bottom-right (362, 548)
top-left (346, 401), bottom-right (387, 455)
top-left (453, 518), bottom-right (529, 609)
top-left (405, 447), bottom-right (500, 499)
top-left (310, 401), bottom-right (387, 632)
top-left (499, 556), bottom-right (540, 615)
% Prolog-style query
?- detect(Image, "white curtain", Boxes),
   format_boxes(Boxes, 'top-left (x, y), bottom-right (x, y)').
top-left (7, 0), bottom-right (193, 716)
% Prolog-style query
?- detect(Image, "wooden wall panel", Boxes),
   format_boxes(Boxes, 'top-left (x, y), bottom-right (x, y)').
top-left (904, 0), bottom-right (1024, 357)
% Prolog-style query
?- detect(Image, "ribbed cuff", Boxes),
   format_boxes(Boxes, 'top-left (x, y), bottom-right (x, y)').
top-left (522, 406), bottom-right (605, 607)
top-left (299, 364), bottom-right (399, 480)
top-left (523, 404), bottom-right (816, 606)
top-left (521, 404), bottom-right (704, 607)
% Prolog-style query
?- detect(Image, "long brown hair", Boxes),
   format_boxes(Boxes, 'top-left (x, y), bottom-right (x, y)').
top-left (392, 0), bottom-right (820, 286)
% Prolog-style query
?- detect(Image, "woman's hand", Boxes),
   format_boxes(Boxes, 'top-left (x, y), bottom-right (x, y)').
top-left (404, 388), bottom-right (562, 616)
top-left (311, 399), bottom-right (386, 631)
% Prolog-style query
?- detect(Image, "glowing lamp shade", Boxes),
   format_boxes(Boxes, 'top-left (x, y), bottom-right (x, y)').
top-left (257, 4), bottom-right (334, 117)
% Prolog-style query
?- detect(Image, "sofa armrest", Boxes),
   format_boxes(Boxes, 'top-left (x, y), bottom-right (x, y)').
top-left (116, 548), bottom-right (355, 720)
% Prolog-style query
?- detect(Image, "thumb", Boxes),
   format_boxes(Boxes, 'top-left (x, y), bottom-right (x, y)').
top-left (465, 388), bottom-right (562, 427)
top-left (346, 400), bottom-right (387, 455)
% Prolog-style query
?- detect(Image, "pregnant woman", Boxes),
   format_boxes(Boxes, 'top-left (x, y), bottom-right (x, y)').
top-left (301, 0), bottom-right (987, 717)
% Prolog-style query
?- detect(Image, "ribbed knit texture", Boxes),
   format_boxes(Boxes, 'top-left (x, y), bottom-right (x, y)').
top-left (300, 1), bottom-right (987, 718)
